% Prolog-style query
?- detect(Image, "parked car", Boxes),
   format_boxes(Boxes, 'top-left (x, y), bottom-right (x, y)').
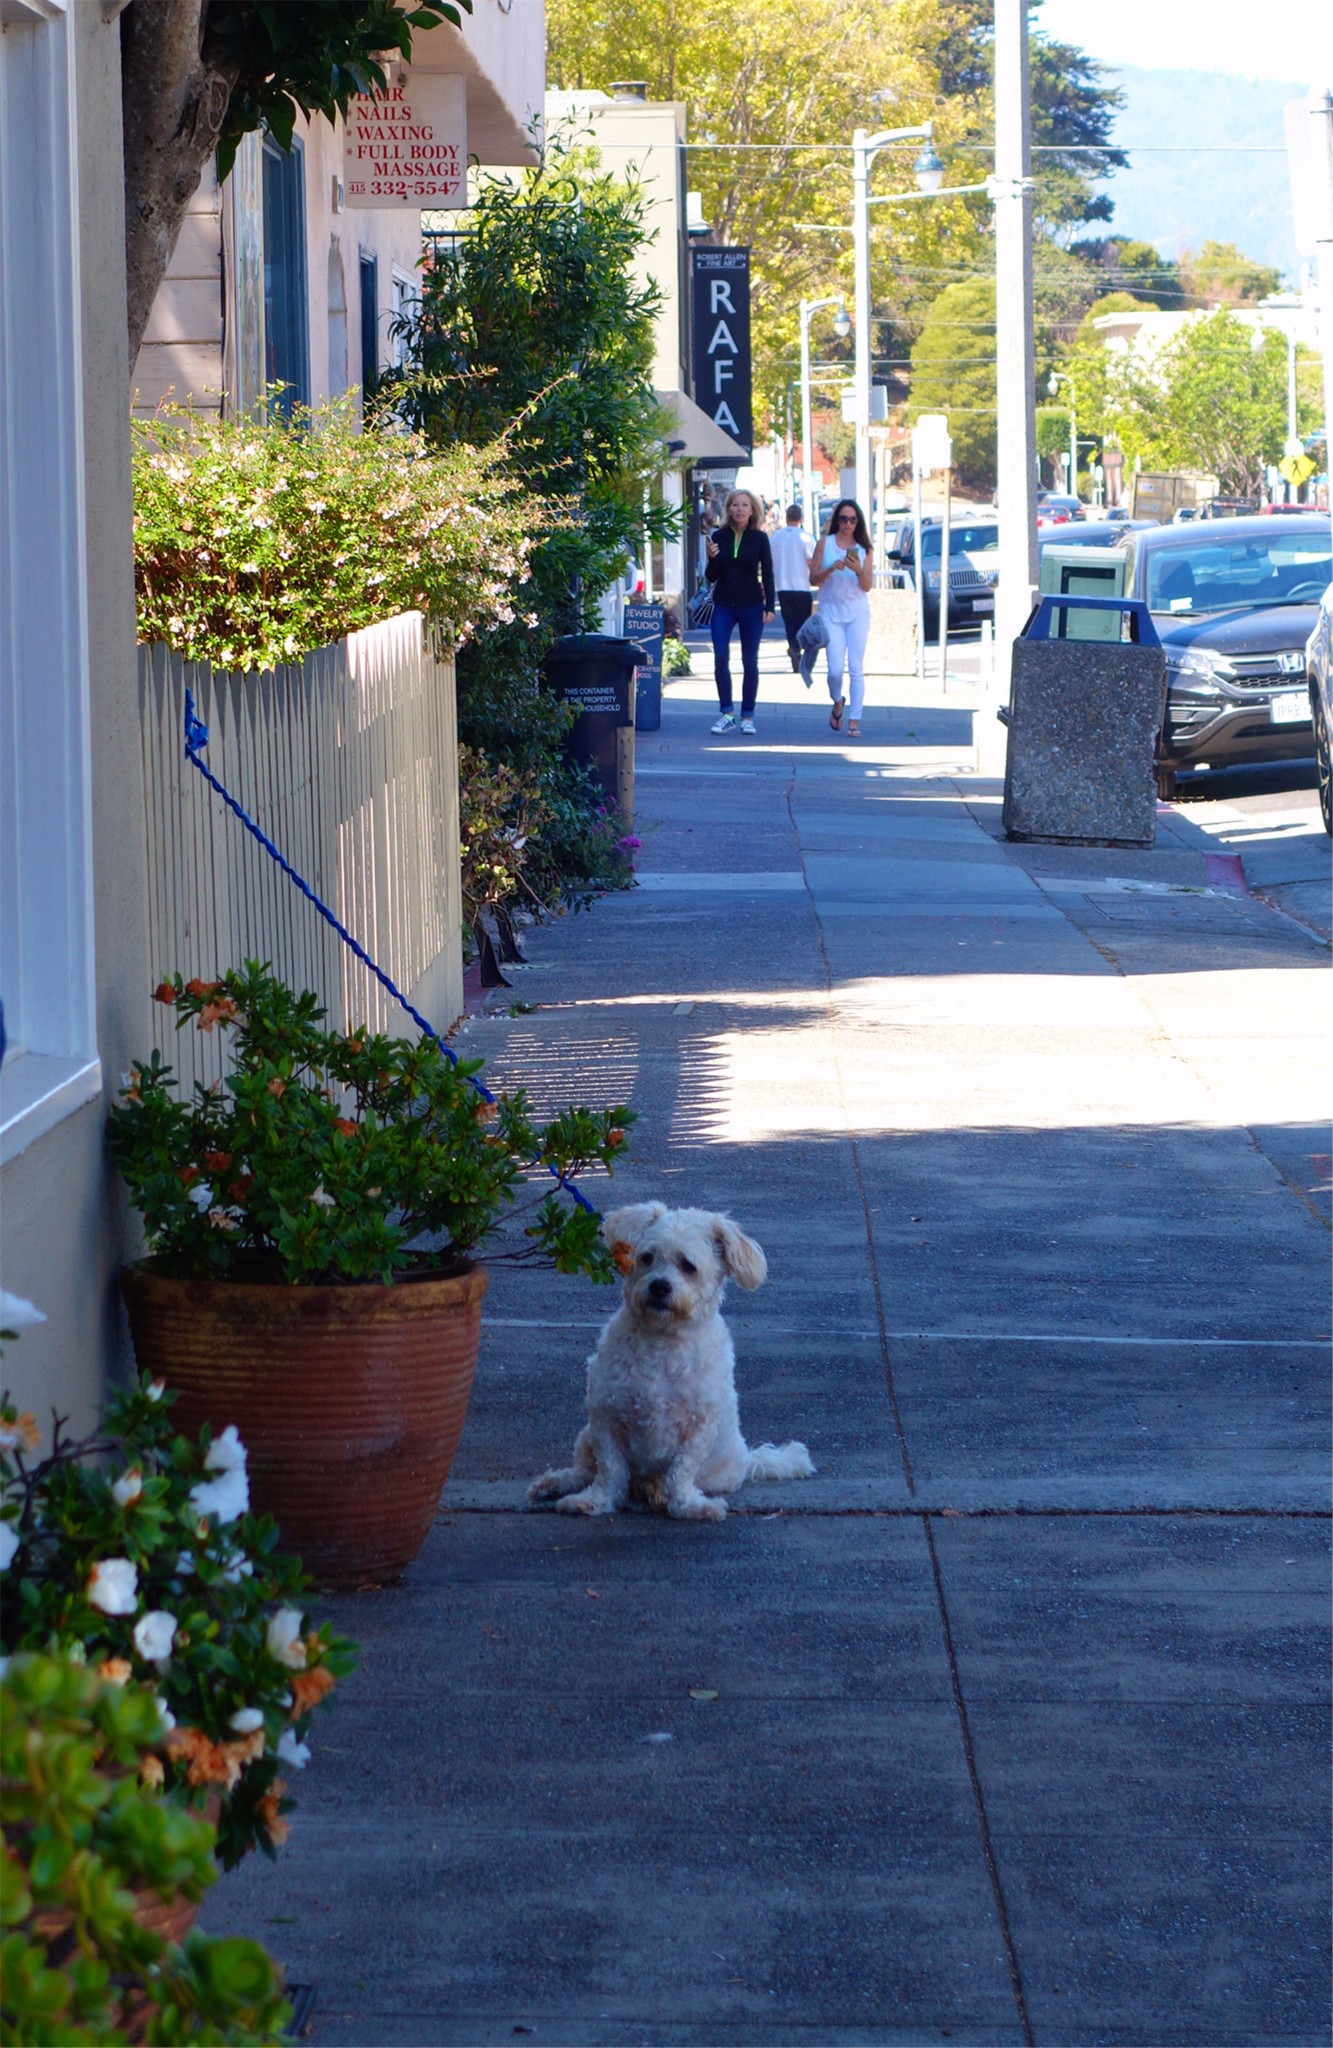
top-left (1035, 493), bottom-right (1087, 528)
top-left (1118, 515), bottom-right (1332, 798)
top-left (1036, 521), bottom-right (1152, 555)
top-left (1305, 582), bottom-right (1333, 834)
top-left (891, 518), bottom-right (1000, 639)
top-left (1101, 506), bottom-right (1132, 524)
top-left (1171, 505), bottom-right (1199, 523)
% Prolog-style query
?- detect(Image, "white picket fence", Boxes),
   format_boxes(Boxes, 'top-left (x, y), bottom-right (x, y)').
top-left (138, 612), bottom-right (462, 1096)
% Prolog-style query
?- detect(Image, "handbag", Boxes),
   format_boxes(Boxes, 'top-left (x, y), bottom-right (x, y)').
top-left (687, 584), bottom-right (715, 628)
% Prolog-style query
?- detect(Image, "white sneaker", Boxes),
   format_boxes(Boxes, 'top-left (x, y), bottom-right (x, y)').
top-left (739, 718), bottom-right (758, 735)
top-left (710, 712), bottom-right (737, 733)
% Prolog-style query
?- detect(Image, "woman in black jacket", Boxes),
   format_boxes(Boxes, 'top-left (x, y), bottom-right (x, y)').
top-left (704, 490), bottom-right (776, 734)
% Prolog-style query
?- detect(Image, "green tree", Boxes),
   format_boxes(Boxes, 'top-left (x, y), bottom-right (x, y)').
top-left (909, 278), bottom-right (996, 493)
top-left (1179, 240), bottom-right (1283, 307)
top-left (393, 148), bottom-right (672, 632)
top-left (1091, 310), bottom-right (1293, 496)
top-left (1071, 237), bottom-right (1182, 306)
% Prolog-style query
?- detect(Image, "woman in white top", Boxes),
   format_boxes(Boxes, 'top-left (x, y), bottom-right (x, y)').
top-left (809, 498), bottom-right (874, 736)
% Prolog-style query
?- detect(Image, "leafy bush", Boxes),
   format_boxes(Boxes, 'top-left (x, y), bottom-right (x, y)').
top-left (0, 1652), bottom-right (291, 2044)
top-left (662, 637), bottom-right (692, 678)
top-left (389, 144), bottom-right (677, 634)
top-left (108, 965), bottom-right (633, 1286)
top-left (132, 393), bottom-right (535, 672)
top-left (0, 1375), bottom-right (353, 1870)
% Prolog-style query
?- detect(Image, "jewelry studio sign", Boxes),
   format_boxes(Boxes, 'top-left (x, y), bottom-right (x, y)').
top-left (691, 247), bottom-right (753, 459)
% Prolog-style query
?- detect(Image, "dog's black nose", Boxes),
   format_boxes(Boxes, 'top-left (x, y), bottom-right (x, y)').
top-left (647, 1276), bottom-right (672, 1304)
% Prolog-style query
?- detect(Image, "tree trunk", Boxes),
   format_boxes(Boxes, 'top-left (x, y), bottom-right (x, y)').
top-left (121, 0), bottom-right (240, 372)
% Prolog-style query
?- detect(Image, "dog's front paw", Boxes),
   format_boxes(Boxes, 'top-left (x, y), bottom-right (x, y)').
top-left (528, 1468), bottom-right (572, 1503)
top-left (668, 1493), bottom-right (727, 1522)
top-left (556, 1489), bottom-right (617, 1516)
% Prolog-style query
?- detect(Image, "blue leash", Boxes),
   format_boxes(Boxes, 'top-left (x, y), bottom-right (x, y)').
top-left (182, 688), bottom-right (594, 1215)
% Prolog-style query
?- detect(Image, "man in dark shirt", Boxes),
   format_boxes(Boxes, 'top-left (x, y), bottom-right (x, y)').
top-left (704, 490), bottom-right (776, 734)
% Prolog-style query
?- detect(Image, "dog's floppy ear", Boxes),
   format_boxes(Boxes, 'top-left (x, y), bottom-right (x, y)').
top-left (601, 1201), bottom-right (667, 1250)
top-left (712, 1216), bottom-right (767, 1291)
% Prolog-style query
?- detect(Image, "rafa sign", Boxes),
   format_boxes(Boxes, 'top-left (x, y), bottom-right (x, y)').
top-left (690, 247), bottom-right (752, 460)
top-left (344, 73), bottom-right (467, 209)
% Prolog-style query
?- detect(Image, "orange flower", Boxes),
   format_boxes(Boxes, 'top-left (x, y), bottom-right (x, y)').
top-left (203, 1150), bottom-right (233, 1172)
top-left (607, 1128), bottom-right (626, 1149)
top-left (267, 1077), bottom-right (286, 1099)
top-left (346, 1039), bottom-right (363, 1054)
top-left (184, 977), bottom-right (221, 998)
top-left (611, 1240), bottom-right (634, 1276)
top-left (179, 1165), bottom-right (201, 1187)
top-left (153, 981), bottom-right (176, 1005)
top-left (226, 1175), bottom-right (254, 1201)
top-left (0, 1411), bottom-right (41, 1453)
top-left (139, 1754), bottom-right (165, 1790)
top-left (334, 1117), bottom-right (357, 1137)
top-left (98, 1657), bottom-right (133, 1686)
top-left (198, 997), bottom-right (238, 1033)
top-left (166, 1724), bottom-right (265, 1790)
top-left (473, 1100), bottom-right (498, 1125)
top-left (256, 1780), bottom-right (290, 1848)
top-left (288, 1665), bottom-right (336, 1719)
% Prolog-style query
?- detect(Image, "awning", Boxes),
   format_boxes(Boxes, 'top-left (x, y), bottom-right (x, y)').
top-left (655, 388), bottom-right (751, 467)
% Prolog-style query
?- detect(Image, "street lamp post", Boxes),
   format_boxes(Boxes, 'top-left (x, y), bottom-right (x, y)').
top-left (851, 122), bottom-right (945, 517)
top-left (800, 295), bottom-right (850, 528)
top-left (988, 0), bottom-right (1038, 766)
top-left (1048, 370), bottom-right (1078, 501)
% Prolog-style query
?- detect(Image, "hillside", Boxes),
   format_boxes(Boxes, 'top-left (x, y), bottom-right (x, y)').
top-left (1101, 66), bottom-right (1304, 279)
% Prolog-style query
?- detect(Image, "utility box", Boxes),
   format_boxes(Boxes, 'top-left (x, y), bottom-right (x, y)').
top-left (1001, 595), bottom-right (1168, 849)
top-left (1038, 546), bottom-right (1128, 641)
top-left (624, 601), bottom-right (665, 734)
top-left (541, 634), bottom-right (645, 823)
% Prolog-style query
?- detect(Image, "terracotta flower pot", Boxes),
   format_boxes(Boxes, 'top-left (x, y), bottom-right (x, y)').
top-left (122, 1262), bottom-right (488, 1588)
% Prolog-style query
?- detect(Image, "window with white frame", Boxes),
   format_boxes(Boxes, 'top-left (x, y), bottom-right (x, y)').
top-left (0, 4), bottom-right (101, 1165)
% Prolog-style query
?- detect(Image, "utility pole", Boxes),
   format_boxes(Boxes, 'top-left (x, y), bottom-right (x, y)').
top-left (852, 128), bottom-right (873, 521)
top-left (989, 0), bottom-right (1038, 733)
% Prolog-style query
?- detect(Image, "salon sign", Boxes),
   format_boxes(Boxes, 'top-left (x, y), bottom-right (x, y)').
top-left (344, 73), bottom-right (467, 209)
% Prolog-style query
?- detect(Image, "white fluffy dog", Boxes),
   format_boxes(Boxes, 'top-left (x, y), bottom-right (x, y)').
top-left (529, 1201), bottom-right (814, 1521)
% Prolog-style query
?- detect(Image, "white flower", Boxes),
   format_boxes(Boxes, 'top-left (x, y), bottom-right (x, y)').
top-left (220, 1551), bottom-right (253, 1584)
top-left (0, 1290), bottom-right (45, 1331)
top-left (229, 1706), bottom-right (264, 1734)
top-left (133, 1610), bottom-right (177, 1661)
top-left (112, 1469), bottom-right (143, 1507)
top-left (188, 1181), bottom-right (213, 1212)
top-left (276, 1728), bottom-right (311, 1770)
top-left (204, 1425), bottom-right (247, 1474)
top-left (87, 1558), bottom-right (138, 1615)
top-left (310, 1185), bottom-right (336, 1210)
top-left (189, 1463), bottom-right (249, 1526)
top-left (0, 1522), bottom-right (19, 1571)
top-left (155, 1696), bottom-right (176, 1732)
top-left (147, 1380), bottom-right (166, 1403)
top-left (266, 1608), bottom-right (307, 1670)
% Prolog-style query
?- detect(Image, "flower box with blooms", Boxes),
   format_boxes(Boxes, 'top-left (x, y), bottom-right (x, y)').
top-left (109, 964), bottom-right (633, 1585)
top-left (0, 1374), bottom-right (354, 1872)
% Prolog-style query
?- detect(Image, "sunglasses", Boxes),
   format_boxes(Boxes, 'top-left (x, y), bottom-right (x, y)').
top-left (836, 513), bottom-right (857, 524)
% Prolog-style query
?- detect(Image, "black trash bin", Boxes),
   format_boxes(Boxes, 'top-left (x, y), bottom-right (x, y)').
top-left (542, 633), bottom-right (646, 821)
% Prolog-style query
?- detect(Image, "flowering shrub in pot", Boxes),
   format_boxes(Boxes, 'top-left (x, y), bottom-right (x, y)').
top-left (109, 964), bottom-right (632, 1586)
top-left (0, 1373), bottom-right (353, 1872)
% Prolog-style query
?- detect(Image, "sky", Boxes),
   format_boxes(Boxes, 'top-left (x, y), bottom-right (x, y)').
top-left (1035, 0), bottom-right (1333, 86)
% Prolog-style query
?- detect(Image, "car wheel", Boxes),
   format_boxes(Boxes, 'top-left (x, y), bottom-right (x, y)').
top-left (1313, 687), bottom-right (1333, 836)
top-left (1155, 767), bottom-right (1177, 801)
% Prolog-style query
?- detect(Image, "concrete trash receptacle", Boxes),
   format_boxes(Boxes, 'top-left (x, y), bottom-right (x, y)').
top-left (542, 633), bottom-right (646, 823)
top-left (1001, 595), bottom-right (1167, 849)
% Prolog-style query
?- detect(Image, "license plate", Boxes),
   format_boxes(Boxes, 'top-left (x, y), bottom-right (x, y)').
top-left (971, 596), bottom-right (994, 612)
top-left (1270, 692), bottom-right (1308, 725)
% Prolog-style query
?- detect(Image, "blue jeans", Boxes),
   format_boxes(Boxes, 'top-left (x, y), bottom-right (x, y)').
top-left (711, 601), bottom-right (764, 717)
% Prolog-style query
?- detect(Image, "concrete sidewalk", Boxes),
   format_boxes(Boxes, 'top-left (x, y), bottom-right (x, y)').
top-left (205, 634), bottom-right (1332, 2046)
